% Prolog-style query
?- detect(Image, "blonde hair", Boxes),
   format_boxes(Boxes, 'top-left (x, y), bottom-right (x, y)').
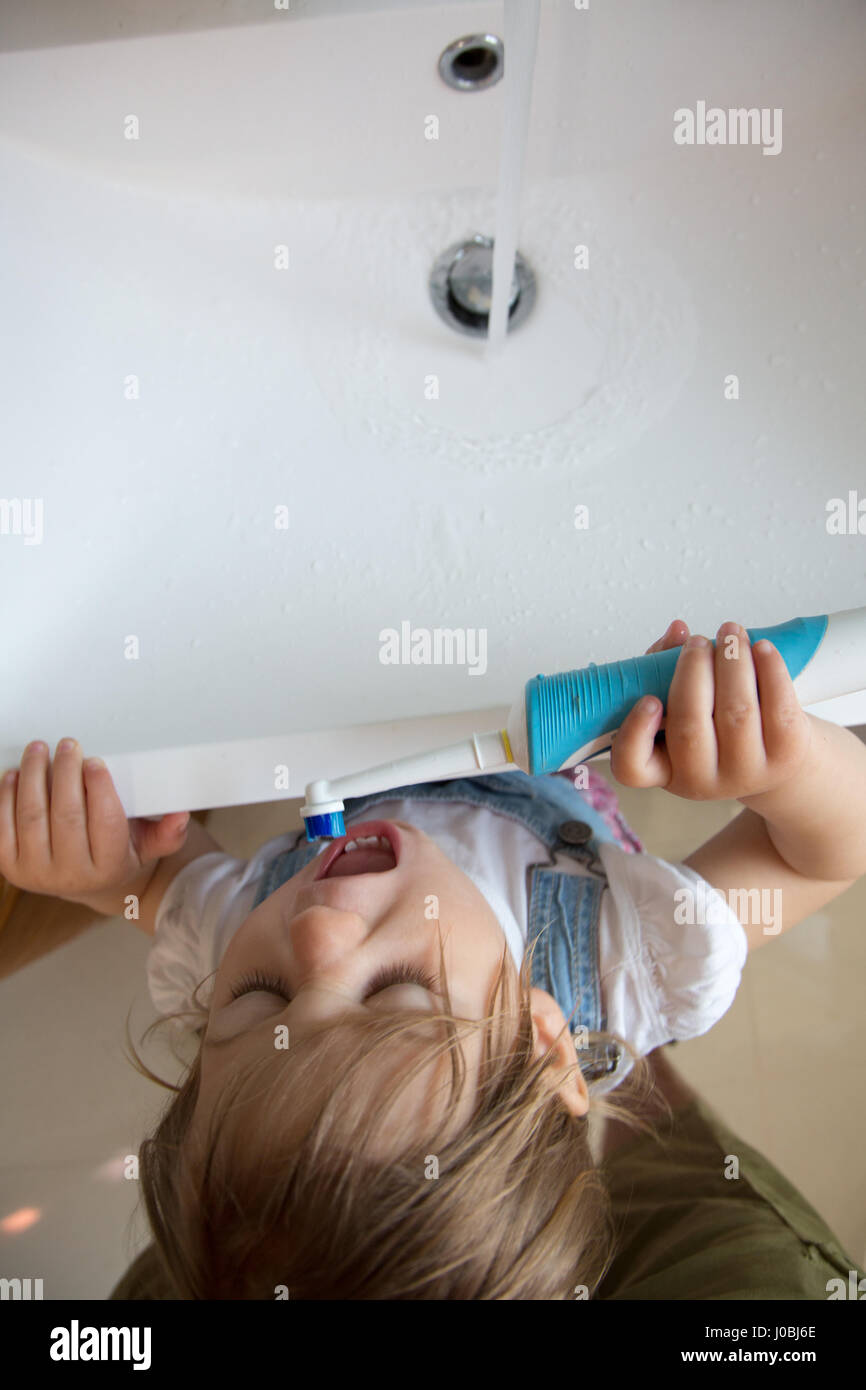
top-left (124, 927), bottom-right (665, 1299)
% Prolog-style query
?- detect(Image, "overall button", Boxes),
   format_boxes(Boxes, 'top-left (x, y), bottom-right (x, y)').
top-left (558, 820), bottom-right (593, 846)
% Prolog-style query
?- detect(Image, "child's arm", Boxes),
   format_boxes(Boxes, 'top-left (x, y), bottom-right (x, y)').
top-left (0, 739), bottom-right (223, 939)
top-left (610, 620), bottom-right (866, 952)
top-left (682, 715), bottom-right (865, 951)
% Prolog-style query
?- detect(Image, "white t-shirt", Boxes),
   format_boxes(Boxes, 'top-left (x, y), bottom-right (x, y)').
top-left (148, 797), bottom-right (748, 1090)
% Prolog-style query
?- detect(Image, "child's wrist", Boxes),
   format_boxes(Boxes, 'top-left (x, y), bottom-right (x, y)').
top-left (737, 716), bottom-right (866, 882)
top-left (67, 862), bottom-right (160, 917)
top-left (736, 713), bottom-right (819, 817)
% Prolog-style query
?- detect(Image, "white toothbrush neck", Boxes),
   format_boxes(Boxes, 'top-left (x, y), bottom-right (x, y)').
top-left (792, 607), bottom-right (866, 705)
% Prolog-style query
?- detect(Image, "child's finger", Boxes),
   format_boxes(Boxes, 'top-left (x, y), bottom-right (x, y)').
top-left (664, 637), bottom-right (718, 790)
top-left (644, 618), bottom-right (689, 656)
top-left (49, 739), bottom-right (92, 870)
top-left (82, 758), bottom-right (132, 871)
top-left (130, 813), bottom-right (190, 865)
top-left (712, 624), bottom-right (765, 780)
top-left (15, 742), bottom-right (52, 870)
top-left (609, 695), bottom-right (671, 788)
top-left (0, 769), bottom-right (19, 867)
top-left (751, 639), bottom-right (811, 766)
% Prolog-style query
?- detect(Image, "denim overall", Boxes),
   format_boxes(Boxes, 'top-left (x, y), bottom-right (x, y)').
top-left (253, 770), bottom-right (631, 1087)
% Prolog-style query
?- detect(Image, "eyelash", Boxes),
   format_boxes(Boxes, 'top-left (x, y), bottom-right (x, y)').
top-left (228, 961), bottom-right (438, 1004)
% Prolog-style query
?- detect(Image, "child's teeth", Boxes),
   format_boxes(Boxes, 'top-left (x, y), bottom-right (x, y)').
top-left (343, 834), bottom-right (390, 853)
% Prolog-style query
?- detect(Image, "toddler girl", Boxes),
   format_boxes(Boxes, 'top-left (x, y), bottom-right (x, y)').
top-left (4, 618), bottom-right (865, 1299)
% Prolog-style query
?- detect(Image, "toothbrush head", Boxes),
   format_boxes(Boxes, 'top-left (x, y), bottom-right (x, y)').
top-left (300, 781), bottom-right (346, 843)
top-left (303, 809), bottom-right (346, 843)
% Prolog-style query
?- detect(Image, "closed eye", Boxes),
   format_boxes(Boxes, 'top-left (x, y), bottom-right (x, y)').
top-left (228, 960), bottom-right (438, 1004)
top-left (205, 961), bottom-right (441, 1052)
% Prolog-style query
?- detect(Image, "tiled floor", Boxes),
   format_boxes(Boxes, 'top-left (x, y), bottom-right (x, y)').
top-left (1, 764), bottom-right (864, 1297)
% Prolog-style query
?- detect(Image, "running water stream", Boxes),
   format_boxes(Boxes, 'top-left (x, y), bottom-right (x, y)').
top-left (486, 0), bottom-right (541, 352)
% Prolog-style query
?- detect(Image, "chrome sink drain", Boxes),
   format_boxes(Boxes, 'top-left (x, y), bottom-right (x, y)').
top-left (438, 35), bottom-right (504, 92)
top-left (429, 235), bottom-right (536, 338)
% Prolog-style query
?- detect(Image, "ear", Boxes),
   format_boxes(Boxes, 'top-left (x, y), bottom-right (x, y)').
top-left (528, 986), bottom-right (590, 1117)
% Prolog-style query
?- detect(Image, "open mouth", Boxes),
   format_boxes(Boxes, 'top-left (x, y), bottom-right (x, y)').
top-left (314, 820), bottom-right (401, 880)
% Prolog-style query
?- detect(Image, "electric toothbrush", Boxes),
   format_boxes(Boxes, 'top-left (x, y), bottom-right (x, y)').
top-left (300, 607), bottom-right (866, 841)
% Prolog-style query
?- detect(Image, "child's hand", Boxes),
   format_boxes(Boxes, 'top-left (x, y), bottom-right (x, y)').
top-left (609, 619), bottom-right (813, 802)
top-left (0, 739), bottom-right (191, 905)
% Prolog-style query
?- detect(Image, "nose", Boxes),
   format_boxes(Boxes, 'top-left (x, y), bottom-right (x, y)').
top-left (287, 906), bottom-right (368, 981)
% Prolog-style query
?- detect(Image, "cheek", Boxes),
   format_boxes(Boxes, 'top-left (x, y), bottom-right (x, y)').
top-left (431, 895), bottom-right (505, 984)
top-left (212, 919), bottom-right (276, 997)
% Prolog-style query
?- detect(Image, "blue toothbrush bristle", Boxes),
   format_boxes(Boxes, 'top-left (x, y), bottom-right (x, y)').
top-left (304, 810), bottom-right (346, 843)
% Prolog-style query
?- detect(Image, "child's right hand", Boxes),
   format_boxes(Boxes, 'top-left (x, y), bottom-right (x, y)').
top-left (0, 739), bottom-right (191, 907)
top-left (609, 617), bottom-right (813, 804)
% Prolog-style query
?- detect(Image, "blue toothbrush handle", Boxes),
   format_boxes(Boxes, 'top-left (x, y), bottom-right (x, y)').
top-left (525, 614), bottom-right (830, 775)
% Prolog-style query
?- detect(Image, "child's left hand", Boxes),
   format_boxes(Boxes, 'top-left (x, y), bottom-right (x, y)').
top-left (0, 739), bottom-right (191, 905)
top-left (609, 619), bottom-right (814, 802)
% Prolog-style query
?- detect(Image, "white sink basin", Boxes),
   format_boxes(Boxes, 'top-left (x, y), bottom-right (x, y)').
top-left (1, 0), bottom-right (864, 814)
